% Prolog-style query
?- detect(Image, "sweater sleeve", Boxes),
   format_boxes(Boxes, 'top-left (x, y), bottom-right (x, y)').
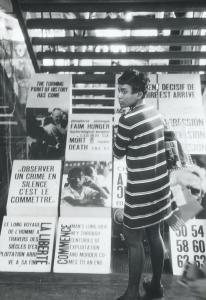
top-left (113, 114), bottom-right (132, 159)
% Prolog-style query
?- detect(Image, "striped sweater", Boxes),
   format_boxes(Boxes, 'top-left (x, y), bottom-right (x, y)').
top-left (113, 104), bottom-right (173, 229)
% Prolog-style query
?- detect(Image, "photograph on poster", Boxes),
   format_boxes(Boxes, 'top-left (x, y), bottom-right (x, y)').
top-left (165, 151), bottom-right (206, 223)
top-left (190, 154), bottom-right (206, 219)
top-left (26, 108), bottom-right (68, 159)
top-left (61, 161), bottom-right (112, 208)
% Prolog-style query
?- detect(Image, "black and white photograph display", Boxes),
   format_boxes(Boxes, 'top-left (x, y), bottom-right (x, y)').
top-left (26, 74), bottom-right (72, 159)
top-left (60, 160), bottom-right (112, 216)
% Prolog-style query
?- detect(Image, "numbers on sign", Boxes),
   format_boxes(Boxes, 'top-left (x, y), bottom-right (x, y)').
top-left (198, 226), bottom-right (204, 237)
top-left (177, 254), bottom-right (189, 268)
top-left (192, 240), bottom-right (205, 253)
top-left (194, 255), bottom-right (206, 268)
top-left (176, 240), bottom-right (189, 252)
top-left (191, 225), bottom-right (204, 238)
top-left (117, 185), bottom-right (125, 198)
top-left (175, 225), bottom-right (187, 237)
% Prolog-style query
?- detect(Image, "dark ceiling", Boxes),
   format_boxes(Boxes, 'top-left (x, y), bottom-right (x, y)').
top-left (10, 0), bottom-right (206, 80)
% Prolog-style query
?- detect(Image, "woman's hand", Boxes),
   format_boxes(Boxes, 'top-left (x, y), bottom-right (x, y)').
top-left (166, 210), bottom-right (185, 231)
top-left (170, 168), bottom-right (202, 191)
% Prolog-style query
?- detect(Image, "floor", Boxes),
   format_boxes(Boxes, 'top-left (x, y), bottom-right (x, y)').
top-left (0, 250), bottom-right (195, 300)
top-left (0, 272), bottom-right (195, 300)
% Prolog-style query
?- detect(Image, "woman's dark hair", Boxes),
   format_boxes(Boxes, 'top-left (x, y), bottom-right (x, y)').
top-left (118, 69), bottom-right (149, 97)
top-left (68, 167), bottom-right (82, 181)
top-left (84, 165), bottom-right (95, 177)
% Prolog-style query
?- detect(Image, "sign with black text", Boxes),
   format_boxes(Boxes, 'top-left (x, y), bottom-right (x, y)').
top-left (170, 219), bottom-right (206, 276)
top-left (0, 216), bottom-right (56, 272)
top-left (53, 217), bottom-right (111, 274)
top-left (163, 109), bottom-right (206, 154)
top-left (144, 74), bottom-right (158, 109)
top-left (112, 157), bottom-right (127, 208)
top-left (65, 114), bottom-right (113, 161)
top-left (26, 74), bottom-right (72, 111)
top-left (158, 74), bottom-right (202, 112)
top-left (7, 160), bottom-right (61, 217)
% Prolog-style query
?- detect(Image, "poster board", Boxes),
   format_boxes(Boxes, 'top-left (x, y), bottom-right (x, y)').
top-left (169, 219), bottom-right (206, 276)
top-left (144, 74), bottom-right (158, 109)
top-left (60, 161), bottom-right (112, 217)
top-left (112, 157), bottom-right (127, 209)
top-left (157, 74), bottom-right (205, 154)
top-left (163, 108), bottom-right (206, 154)
top-left (26, 74), bottom-right (72, 159)
top-left (53, 217), bottom-right (111, 274)
top-left (0, 216), bottom-right (56, 272)
top-left (26, 74), bottom-right (72, 111)
top-left (65, 114), bottom-right (113, 162)
top-left (7, 160), bottom-right (62, 217)
top-left (158, 74), bottom-right (202, 112)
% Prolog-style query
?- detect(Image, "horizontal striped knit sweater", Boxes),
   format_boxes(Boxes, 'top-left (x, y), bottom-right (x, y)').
top-left (113, 103), bottom-right (173, 229)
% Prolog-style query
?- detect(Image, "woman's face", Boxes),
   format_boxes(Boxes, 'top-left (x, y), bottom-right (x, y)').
top-left (118, 84), bottom-right (141, 108)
